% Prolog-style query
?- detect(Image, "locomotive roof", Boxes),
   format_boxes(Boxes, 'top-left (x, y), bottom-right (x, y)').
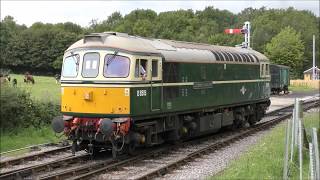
top-left (270, 64), bottom-right (290, 69)
top-left (66, 32), bottom-right (269, 63)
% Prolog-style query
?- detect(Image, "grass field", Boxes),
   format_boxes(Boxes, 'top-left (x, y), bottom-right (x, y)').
top-left (289, 85), bottom-right (319, 92)
top-left (215, 111), bottom-right (320, 179)
top-left (0, 126), bottom-right (62, 152)
top-left (0, 74), bottom-right (61, 153)
top-left (10, 74), bottom-right (60, 104)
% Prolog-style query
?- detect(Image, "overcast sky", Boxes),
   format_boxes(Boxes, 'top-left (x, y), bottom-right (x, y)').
top-left (1, 1), bottom-right (319, 27)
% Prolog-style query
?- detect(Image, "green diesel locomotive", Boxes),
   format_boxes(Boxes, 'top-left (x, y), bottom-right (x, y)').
top-left (52, 32), bottom-right (271, 157)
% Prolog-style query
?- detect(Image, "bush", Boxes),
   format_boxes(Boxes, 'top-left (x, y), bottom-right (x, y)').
top-left (0, 84), bottom-right (60, 132)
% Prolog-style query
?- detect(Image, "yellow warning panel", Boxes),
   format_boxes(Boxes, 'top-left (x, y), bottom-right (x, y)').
top-left (61, 87), bottom-right (130, 115)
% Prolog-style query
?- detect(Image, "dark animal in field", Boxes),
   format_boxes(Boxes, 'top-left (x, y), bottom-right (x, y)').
top-left (12, 78), bottom-right (17, 87)
top-left (24, 72), bottom-right (35, 84)
top-left (54, 74), bottom-right (61, 84)
top-left (0, 74), bottom-right (11, 84)
top-left (6, 75), bottom-right (11, 82)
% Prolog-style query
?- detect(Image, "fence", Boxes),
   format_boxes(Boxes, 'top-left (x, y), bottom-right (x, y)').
top-left (283, 98), bottom-right (319, 180)
top-left (290, 80), bottom-right (320, 89)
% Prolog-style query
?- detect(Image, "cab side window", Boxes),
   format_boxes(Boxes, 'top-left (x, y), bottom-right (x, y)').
top-left (135, 59), bottom-right (148, 78)
top-left (152, 60), bottom-right (158, 77)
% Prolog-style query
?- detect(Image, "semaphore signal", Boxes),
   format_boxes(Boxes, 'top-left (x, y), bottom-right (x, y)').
top-left (225, 21), bottom-right (251, 49)
top-left (224, 29), bottom-right (242, 34)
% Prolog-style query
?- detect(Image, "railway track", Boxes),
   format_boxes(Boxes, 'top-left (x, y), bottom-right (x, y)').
top-left (0, 153), bottom-right (90, 180)
top-left (0, 97), bottom-right (319, 179)
top-left (136, 99), bottom-right (319, 180)
top-left (33, 98), bottom-right (319, 180)
top-left (0, 143), bottom-right (71, 169)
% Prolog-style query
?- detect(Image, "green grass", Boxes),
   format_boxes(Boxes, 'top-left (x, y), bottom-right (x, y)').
top-left (215, 111), bottom-right (320, 180)
top-left (10, 74), bottom-right (60, 104)
top-left (0, 126), bottom-right (63, 153)
top-left (0, 74), bottom-right (62, 153)
top-left (289, 85), bottom-right (318, 92)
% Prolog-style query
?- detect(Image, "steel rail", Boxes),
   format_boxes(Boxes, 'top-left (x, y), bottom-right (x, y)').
top-left (0, 145), bottom-right (71, 169)
top-left (0, 153), bottom-right (90, 180)
top-left (39, 146), bottom-right (174, 180)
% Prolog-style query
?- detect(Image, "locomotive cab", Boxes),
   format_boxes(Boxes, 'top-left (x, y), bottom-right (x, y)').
top-left (55, 46), bottom-right (163, 156)
top-left (60, 50), bottom-right (162, 116)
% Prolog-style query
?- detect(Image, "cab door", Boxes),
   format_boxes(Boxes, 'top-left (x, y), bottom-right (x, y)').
top-left (150, 59), bottom-right (162, 111)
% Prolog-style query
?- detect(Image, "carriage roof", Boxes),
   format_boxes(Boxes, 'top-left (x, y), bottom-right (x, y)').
top-left (66, 32), bottom-right (269, 63)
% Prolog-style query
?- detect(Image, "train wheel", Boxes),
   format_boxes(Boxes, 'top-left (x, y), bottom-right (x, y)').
top-left (126, 142), bottom-right (137, 156)
top-left (71, 140), bottom-right (77, 155)
top-left (248, 114), bottom-right (257, 126)
top-left (233, 110), bottom-right (249, 129)
top-left (112, 146), bottom-right (117, 159)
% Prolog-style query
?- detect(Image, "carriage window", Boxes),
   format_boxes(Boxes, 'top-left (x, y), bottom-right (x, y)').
top-left (62, 54), bottom-right (79, 78)
top-left (82, 53), bottom-right (100, 78)
top-left (152, 60), bottom-right (158, 77)
top-left (135, 59), bottom-right (148, 78)
top-left (104, 54), bottom-right (130, 78)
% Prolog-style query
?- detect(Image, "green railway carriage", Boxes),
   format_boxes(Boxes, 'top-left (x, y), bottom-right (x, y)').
top-left (52, 32), bottom-right (271, 157)
top-left (270, 64), bottom-right (290, 94)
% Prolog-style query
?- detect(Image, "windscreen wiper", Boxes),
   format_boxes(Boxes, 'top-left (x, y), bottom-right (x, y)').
top-left (106, 51), bottom-right (118, 66)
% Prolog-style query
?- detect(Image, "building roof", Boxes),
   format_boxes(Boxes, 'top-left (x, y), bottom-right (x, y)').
top-left (303, 66), bottom-right (320, 74)
top-left (66, 32), bottom-right (269, 63)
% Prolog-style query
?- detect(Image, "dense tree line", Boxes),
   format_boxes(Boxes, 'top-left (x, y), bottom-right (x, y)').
top-left (0, 6), bottom-right (319, 77)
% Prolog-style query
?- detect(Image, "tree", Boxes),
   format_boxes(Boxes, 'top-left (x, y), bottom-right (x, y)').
top-left (265, 27), bottom-right (305, 78)
top-left (1, 7), bottom-right (319, 75)
top-left (208, 33), bottom-right (242, 46)
top-left (4, 22), bottom-right (80, 73)
top-left (0, 16), bottom-right (27, 68)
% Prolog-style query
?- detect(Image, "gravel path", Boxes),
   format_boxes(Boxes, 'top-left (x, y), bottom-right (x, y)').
top-left (156, 129), bottom-right (271, 180)
top-left (158, 107), bottom-right (319, 180)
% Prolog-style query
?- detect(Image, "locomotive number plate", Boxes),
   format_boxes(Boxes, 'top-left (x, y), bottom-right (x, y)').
top-left (137, 90), bottom-right (147, 97)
